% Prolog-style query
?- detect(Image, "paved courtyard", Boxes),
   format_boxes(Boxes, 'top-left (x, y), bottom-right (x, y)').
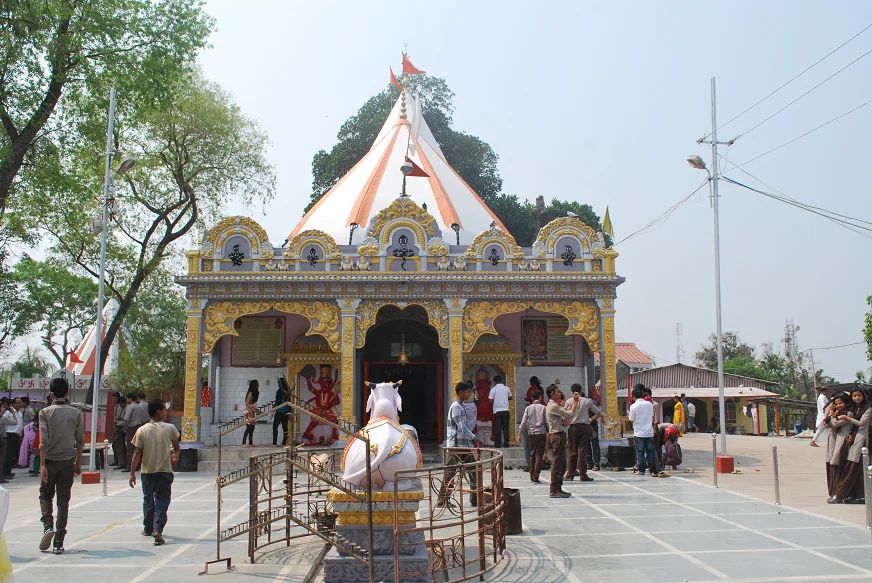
top-left (4, 457), bottom-right (872, 582)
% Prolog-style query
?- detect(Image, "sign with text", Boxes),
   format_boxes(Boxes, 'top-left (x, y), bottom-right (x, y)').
top-left (231, 317), bottom-right (284, 366)
top-left (522, 317), bottom-right (575, 366)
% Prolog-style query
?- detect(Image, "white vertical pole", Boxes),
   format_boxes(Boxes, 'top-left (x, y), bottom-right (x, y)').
top-left (710, 77), bottom-right (727, 457)
top-left (90, 87), bottom-right (116, 472)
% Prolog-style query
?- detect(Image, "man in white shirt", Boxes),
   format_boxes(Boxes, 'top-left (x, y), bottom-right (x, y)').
top-left (3, 398), bottom-right (23, 478)
top-left (811, 386), bottom-right (830, 447)
top-left (686, 401), bottom-right (696, 433)
top-left (488, 376), bottom-right (513, 448)
top-left (628, 385), bottom-right (656, 476)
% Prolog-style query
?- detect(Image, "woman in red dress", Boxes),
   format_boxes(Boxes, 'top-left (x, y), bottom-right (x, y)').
top-left (525, 376), bottom-right (545, 405)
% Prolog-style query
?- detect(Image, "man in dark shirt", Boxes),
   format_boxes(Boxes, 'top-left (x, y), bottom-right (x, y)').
top-left (38, 377), bottom-right (84, 554)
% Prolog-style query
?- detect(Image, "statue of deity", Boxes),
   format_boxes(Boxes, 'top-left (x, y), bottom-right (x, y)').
top-left (302, 364), bottom-right (341, 443)
top-left (474, 367), bottom-right (494, 424)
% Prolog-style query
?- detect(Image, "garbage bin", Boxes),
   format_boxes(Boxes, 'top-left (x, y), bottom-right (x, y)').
top-left (503, 487), bottom-right (522, 535)
top-left (176, 448), bottom-right (199, 472)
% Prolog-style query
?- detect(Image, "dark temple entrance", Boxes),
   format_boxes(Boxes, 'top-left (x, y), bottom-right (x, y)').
top-left (361, 305), bottom-right (444, 444)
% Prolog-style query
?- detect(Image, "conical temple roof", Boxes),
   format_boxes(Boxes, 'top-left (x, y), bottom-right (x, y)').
top-left (289, 92), bottom-right (506, 245)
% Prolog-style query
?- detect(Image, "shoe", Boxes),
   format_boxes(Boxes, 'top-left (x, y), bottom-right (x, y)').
top-left (114, 466), bottom-right (128, 471)
top-left (591, 466), bottom-right (600, 471)
top-left (153, 533), bottom-right (165, 546)
top-left (564, 474), bottom-right (574, 481)
top-left (827, 497), bottom-right (844, 504)
top-left (141, 530), bottom-right (153, 537)
top-left (52, 541), bottom-right (64, 555)
top-left (581, 476), bottom-right (594, 482)
top-left (39, 527), bottom-right (54, 551)
top-left (559, 489), bottom-right (572, 496)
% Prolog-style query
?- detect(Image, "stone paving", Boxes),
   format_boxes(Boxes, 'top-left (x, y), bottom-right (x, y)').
top-left (4, 459), bottom-right (872, 582)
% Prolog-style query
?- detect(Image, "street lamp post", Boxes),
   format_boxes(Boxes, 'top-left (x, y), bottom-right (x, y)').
top-left (687, 77), bottom-right (728, 457)
top-left (90, 87), bottom-right (136, 472)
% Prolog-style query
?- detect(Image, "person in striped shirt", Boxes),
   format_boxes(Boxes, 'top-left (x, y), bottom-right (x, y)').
top-left (439, 382), bottom-right (480, 507)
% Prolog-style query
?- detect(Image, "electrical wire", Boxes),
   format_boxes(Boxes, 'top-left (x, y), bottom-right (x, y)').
top-left (700, 22), bottom-right (872, 140)
top-left (734, 96), bottom-right (872, 167)
top-left (613, 179), bottom-right (709, 247)
top-left (809, 341), bottom-right (866, 351)
top-left (735, 46), bottom-right (872, 140)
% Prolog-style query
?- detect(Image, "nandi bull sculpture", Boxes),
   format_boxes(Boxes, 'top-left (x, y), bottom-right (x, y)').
top-left (341, 381), bottom-right (423, 490)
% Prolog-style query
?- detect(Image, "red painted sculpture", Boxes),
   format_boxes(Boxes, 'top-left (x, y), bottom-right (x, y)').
top-left (474, 368), bottom-right (494, 424)
top-left (302, 365), bottom-right (340, 443)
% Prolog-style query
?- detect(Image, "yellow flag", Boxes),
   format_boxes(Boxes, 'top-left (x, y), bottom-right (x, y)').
top-left (602, 206), bottom-right (614, 237)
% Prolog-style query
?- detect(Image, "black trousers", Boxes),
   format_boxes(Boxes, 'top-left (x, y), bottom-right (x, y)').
top-left (0, 436), bottom-right (6, 480)
top-left (126, 424), bottom-right (142, 469)
top-left (40, 458), bottom-right (75, 537)
top-left (493, 411), bottom-right (510, 447)
top-left (113, 425), bottom-right (127, 467)
top-left (4, 432), bottom-right (20, 475)
top-left (273, 412), bottom-right (289, 445)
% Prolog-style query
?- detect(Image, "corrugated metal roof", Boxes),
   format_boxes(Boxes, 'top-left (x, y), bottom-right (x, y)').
top-left (630, 363), bottom-right (775, 391)
top-left (649, 386), bottom-right (778, 399)
top-left (593, 343), bottom-right (653, 366)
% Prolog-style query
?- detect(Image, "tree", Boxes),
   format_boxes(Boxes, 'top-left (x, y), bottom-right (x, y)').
top-left (16, 68), bottom-right (275, 389)
top-left (11, 256), bottom-right (97, 369)
top-left (0, 0), bottom-right (213, 218)
top-left (0, 243), bottom-right (23, 355)
top-left (694, 331), bottom-right (756, 369)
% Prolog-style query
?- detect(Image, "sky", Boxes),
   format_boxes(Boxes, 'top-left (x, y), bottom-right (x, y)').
top-left (199, 0), bottom-right (872, 382)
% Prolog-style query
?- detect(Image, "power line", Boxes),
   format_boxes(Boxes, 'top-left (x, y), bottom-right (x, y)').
top-left (735, 96), bottom-right (872, 167)
top-left (613, 179), bottom-right (708, 246)
top-left (736, 46), bottom-right (872, 140)
top-left (809, 341), bottom-right (866, 351)
top-left (701, 22), bottom-right (872, 140)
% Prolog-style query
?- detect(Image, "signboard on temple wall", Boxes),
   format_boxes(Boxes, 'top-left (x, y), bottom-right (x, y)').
top-left (522, 317), bottom-right (575, 366)
top-left (231, 317), bottom-right (284, 366)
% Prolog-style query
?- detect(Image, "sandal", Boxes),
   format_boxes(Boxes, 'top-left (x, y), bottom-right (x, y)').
top-left (153, 533), bottom-right (166, 546)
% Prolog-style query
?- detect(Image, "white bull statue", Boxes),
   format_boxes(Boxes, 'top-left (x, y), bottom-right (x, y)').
top-left (341, 381), bottom-right (423, 490)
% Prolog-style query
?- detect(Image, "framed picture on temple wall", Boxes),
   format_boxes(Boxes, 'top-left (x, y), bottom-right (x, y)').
top-left (231, 317), bottom-right (285, 366)
top-left (521, 317), bottom-right (575, 366)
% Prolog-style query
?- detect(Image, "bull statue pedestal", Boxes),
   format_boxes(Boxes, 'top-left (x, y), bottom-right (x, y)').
top-left (323, 479), bottom-right (428, 582)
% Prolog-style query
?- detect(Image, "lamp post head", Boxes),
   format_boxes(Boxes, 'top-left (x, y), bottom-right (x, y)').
top-left (115, 156), bottom-right (138, 176)
top-left (686, 155), bottom-right (707, 170)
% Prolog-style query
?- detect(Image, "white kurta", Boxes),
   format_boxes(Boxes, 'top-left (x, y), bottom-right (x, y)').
top-left (813, 392), bottom-right (831, 446)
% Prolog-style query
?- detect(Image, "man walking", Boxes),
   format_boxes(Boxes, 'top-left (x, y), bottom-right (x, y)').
top-left (517, 388), bottom-right (547, 483)
top-left (38, 378), bottom-right (84, 554)
top-left (545, 384), bottom-right (578, 498)
top-left (438, 382), bottom-right (480, 507)
top-left (129, 399), bottom-right (180, 546)
top-left (686, 400), bottom-right (696, 433)
top-left (3, 398), bottom-right (23, 479)
top-left (488, 375), bottom-right (512, 448)
top-left (629, 385), bottom-right (656, 476)
top-left (0, 400), bottom-right (13, 484)
top-left (565, 385), bottom-right (601, 482)
top-left (112, 392), bottom-right (127, 467)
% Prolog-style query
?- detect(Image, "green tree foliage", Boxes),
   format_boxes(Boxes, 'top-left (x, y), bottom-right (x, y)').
top-left (15, 68), bottom-right (275, 385)
top-left (694, 331), bottom-right (756, 369)
top-left (0, 244), bottom-right (22, 355)
top-left (113, 274), bottom-right (186, 397)
top-left (11, 256), bottom-right (97, 369)
top-left (0, 0), bottom-right (214, 218)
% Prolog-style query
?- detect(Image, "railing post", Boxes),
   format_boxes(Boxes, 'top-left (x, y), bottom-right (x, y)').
top-left (712, 433), bottom-right (718, 488)
top-left (862, 447), bottom-right (872, 531)
top-left (772, 445), bottom-right (781, 505)
top-left (103, 439), bottom-right (109, 496)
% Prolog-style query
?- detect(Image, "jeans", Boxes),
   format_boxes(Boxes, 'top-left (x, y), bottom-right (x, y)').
top-left (493, 411), bottom-right (510, 447)
top-left (438, 451), bottom-right (478, 506)
top-left (634, 436), bottom-right (657, 475)
top-left (273, 411), bottom-right (289, 445)
top-left (40, 458), bottom-right (75, 537)
top-left (587, 432), bottom-right (601, 467)
top-left (242, 424), bottom-right (255, 445)
top-left (141, 472), bottom-right (174, 535)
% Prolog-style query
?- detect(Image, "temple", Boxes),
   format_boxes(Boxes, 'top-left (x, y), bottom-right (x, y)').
top-left (175, 67), bottom-right (626, 446)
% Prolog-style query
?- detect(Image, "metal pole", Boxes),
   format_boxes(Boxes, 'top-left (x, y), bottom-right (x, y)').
top-left (365, 434), bottom-right (374, 583)
top-left (772, 445), bottom-right (781, 505)
top-left (90, 86), bottom-right (116, 472)
top-left (712, 433), bottom-right (718, 488)
top-left (863, 448), bottom-right (872, 530)
top-left (103, 439), bottom-right (109, 496)
top-left (710, 77), bottom-right (727, 457)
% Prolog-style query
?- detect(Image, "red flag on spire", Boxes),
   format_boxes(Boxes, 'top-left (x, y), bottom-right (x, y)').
top-left (390, 67), bottom-right (402, 92)
top-left (402, 54), bottom-right (425, 75)
top-left (405, 156), bottom-right (429, 177)
top-left (69, 351), bottom-right (84, 364)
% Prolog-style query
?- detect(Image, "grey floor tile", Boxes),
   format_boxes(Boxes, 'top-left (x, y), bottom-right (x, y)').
top-left (700, 548), bottom-right (866, 579)
top-left (659, 529), bottom-right (792, 552)
top-left (622, 514), bottom-right (737, 532)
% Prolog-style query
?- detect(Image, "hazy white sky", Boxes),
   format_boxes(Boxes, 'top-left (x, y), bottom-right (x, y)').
top-left (200, 0), bottom-right (871, 381)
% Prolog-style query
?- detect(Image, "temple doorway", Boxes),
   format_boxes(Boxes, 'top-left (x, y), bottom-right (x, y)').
top-left (361, 305), bottom-right (445, 444)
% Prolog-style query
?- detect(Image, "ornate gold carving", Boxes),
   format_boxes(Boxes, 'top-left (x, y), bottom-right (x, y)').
top-left (355, 300), bottom-right (449, 349)
top-left (341, 314), bottom-right (355, 422)
top-left (367, 197), bottom-right (438, 244)
top-left (336, 511), bottom-right (416, 526)
top-left (202, 300), bottom-right (340, 353)
top-left (426, 237), bottom-right (449, 257)
top-left (387, 432), bottom-right (408, 459)
top-left (450, 316), bottom-right (463, 387)
top-left (465, 227), bottom-right (525, 260)
top-left (535, 216), bottom-right (602, 255)
top-left (204, 216), bottom-right (271, 258)
top-left (283, 229), bottom-right (342, 260)
top-left (462, 300), bottom-right (600, 353)
top-left (328, 489), bottom-right (424, 502)
top-left (468, 340), bottom-right (513, 354)
top-left (357, 237), bottom-right (379, 257)
top-left (464, 352), bottom-right (521, 446)
top-left (182, 314), bottom-right (202, 442)
top-left (602, 314), bottom-right (620, 439)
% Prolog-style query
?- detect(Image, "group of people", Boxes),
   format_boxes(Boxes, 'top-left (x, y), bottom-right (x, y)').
top-left (629, 384), bottom-right (683, 477)
top-left (0, 397), bottom-right (36, 482)
top-left (26, 378), bottom-right (181, 554)
top-left (811, 385), bottom-right (871, 504)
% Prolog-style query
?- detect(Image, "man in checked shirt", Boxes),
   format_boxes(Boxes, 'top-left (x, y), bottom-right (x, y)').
top-left (437, 381), bottom-right (481, 507)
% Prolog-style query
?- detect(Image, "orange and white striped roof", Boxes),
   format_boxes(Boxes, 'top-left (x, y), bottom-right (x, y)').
top-left (288, 92), bottom-right (505, 245)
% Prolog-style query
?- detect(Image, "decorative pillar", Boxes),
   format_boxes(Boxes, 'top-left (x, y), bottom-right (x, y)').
top-left (182, 299), bottom-right (207, 442)
top-left (505, 358), bottom-right (517, 446)
top-left (445, 299), bottom-right (467, 388)
top-left (339, 299), bottom-right (360, 424)
top-left (599, 298), bottom-right (622, 440)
